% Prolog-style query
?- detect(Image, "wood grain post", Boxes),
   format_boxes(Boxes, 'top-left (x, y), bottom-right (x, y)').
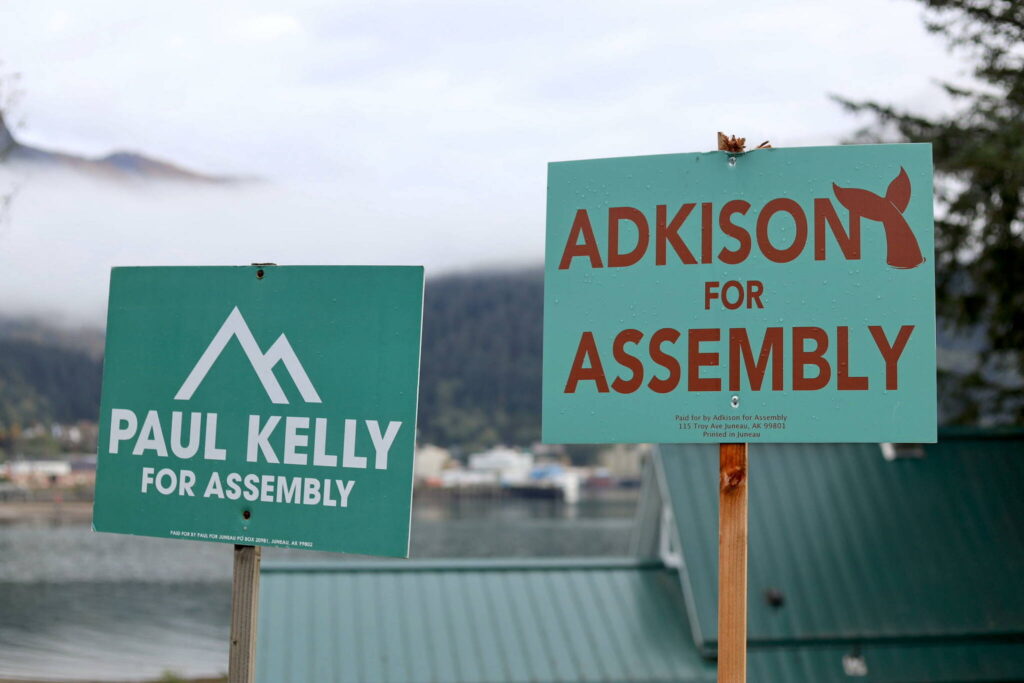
top-left (229, 544), bottom-right (261, 683)
top-left (716, 132), bottom-right (749, 683)
top-left (718, 442), bottom-right (748, 682)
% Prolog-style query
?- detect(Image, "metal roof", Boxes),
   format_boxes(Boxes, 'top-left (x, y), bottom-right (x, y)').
top-left (656, 435), bottom-right (1024, 656)
top-left (256, 558), bottom-right (716, 683)
top-left (254, 433), bottom-right (1024, 682)
top-left (744, 639), bottom-right (1024, 682)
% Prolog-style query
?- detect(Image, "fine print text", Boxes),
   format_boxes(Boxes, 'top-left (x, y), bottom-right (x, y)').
top-left (674, 412), bottom-right (788, 440)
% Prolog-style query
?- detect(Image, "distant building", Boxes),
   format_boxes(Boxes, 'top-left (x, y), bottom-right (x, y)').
top-left (596, 442), bottom-right (650, 479)
top-left (468, 446), bottom-right (533, 481)
top-left (66, 454), bottom-right (98, 486)
top-left (413, 444), bottom-right (451, 481)
top-left (438, 468), bottom-right (498, 489)
top-left (3, 455), bottom-right (96, 487)
top-left (4, 460), bottom-right (70, 486)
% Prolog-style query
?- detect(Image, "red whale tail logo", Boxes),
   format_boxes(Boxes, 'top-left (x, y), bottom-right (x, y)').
top-left (832, 167), bottom-right (925, 270)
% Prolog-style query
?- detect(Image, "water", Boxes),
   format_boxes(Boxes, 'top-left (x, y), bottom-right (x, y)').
top-left (0, 493), bottom-right (638, 681)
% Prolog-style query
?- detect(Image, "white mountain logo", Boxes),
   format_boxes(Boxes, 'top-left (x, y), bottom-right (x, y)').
top-left (174, 307), bottom-right (322, 405)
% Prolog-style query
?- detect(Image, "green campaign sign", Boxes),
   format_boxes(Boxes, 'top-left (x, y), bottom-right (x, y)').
top-left (543, 144), bottom-right (937, 444)
top-left (94, 266), bottom-right (424, 557)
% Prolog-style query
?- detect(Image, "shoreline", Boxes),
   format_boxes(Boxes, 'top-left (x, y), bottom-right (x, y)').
top-left (0, 679), bottom-right (225, 683)
top-left (0, 501), bottom-right (93, 525)
top-left (0, 487), bottom-right (638, 525)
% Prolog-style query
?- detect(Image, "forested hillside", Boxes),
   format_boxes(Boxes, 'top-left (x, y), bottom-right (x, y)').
top-left (0, 269), bottom-right (546, 452)
top-left (418, 268), bottom-right (543, 449)
top-left (0, 338), bottom-right (102, 438)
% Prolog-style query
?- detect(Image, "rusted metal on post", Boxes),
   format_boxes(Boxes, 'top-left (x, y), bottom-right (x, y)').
top-left (718, 442), bottom-right (748, 682)
top-left (229, 544), bottom-right (261, 683)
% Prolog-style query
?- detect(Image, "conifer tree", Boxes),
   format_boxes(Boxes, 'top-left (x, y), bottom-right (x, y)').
top-left (836, 0), bottom-right (1024, 422)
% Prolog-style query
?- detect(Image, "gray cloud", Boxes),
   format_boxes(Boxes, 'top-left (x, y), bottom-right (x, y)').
top-left (0, 0), bottom-right (963, 324)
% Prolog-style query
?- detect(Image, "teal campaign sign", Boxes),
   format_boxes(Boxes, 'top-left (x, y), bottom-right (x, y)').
top-left (544, 144), bottom-right (936, 444)
top-left (94, 266), bottom-right (424, 557)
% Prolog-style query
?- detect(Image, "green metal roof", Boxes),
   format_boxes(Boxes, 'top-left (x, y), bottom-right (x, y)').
top-left (256, 558), bottom-right (716, 683)
top-left (745, 639), bottom-right (1024, 682)
top-left (657, 436), bottom-right (1024, 657)
top-left (254, 433), bottom-right (1024, 682)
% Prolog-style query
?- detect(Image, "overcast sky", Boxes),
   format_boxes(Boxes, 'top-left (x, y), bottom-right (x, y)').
top-left (0, 0), bottom-right (965, 323)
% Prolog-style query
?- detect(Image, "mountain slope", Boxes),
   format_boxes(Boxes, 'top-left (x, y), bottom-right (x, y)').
top-left (0, 112), bottom-right (238, 183)
top-left (0, 337), bottom-right (101, 429)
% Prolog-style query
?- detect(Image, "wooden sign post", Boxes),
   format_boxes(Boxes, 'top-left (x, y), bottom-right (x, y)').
top-left (229, 544), bottom-right (261, 683)
top-left (714, 132), bottom-right (757, 683)
top-left (718, 442), bottom-right (747, 682)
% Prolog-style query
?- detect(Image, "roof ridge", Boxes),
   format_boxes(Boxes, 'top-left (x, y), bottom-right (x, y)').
top-left (261, 557), bottom-right (666, 574)
top-left (743, 631), bottom-right (1024, 648)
